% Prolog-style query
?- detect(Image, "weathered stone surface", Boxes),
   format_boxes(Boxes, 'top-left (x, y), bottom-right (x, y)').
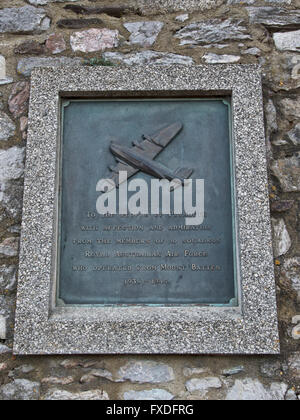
top-left (271, 218), bottom-right (291, 257)
top-left (222, 366), bottom-right (244, 376)
top-left (0, 265), bottom-right (17, 291)
top-left (10, 365), bottom-right (35, 376)
top-left (124, 389), bottom-right (174, 400)
top-left (57, 19), bottom-right (103, 29)
top-left (226, 379), bottom-right (288, 400)
top-left (242, 47), bottom-right (261, 56)
top-left (230, 0), bottom-right (292, 3)
top-left (14, 41), bottom-right (45, 55)
top-left (124, 21), bottom-right (164, 47)
top-left (8, 225), bottom-right (21, 234)
top-left (17, 57), bottom-right (82, 77)
top-left (64, 4), bottom-right (132, 17)
top-left (271, 154), bottom-right (300, 192)
top-left (27, 0), bottom-right (79, 4)
top-left (0, 147), bottom-right (25, 221)
top-left (265, 99), bottom-right (278, 138)
top-left (186, 377), bottom-right (222, 394)
top-left (0, 295), bottom-right (13, 320)
top-left (41, 376), bottom-right (74, 385)
top-left (176, 14), bottom-right (189, 22)
top-left (0, 56), bottom-right (5, 80)
top-left (183, 367), bottom-right (210, 377)
top-left (0, 56), bottom-right (13, 85)
top-left (203, 44), bottom-right (230, 49)
top-left (272, 138), bottom-right (289, 146)
top-left (274, 30), bottom-right (300, 52)
top-left (0, 344), bottom-right (11, 355)
top-left (0, 112), bottom-right (16, 142)
top-left (0, 316), bottom-right (7, 339)
top-left (43, 389), bottom-right (109, 400)
top-left (202, 53), bottom-right (240, 64)
top-left (292, 324), bottom-right (300, 340)
top-left (138, 0), bottom-right (224, 13)
top-left (118, 361), bottom-right (175, 384)
top-left (59, 359), bottom-right (81, 369)
top-left (0, 6), bottom-right (50, 34)
top-left (103, 51), bottom-right (194, 66)
top-left (80, 368), bottom-right (113, 383)
top-left (175, 19), bottom-right (250, 46)
top-left (288, 353), bottom-right (300, 380)
top-left (285, 389), bottom-right (298, 400)
top-left (280, 97), bottom-right (300, 121)
top-left (20, 117), bottom-right (28, 132)
top-left (70, 28), bottom-right (119, 52)
top-left (45, 34), bottom-right (66, 54)
top-left (20, 117), bottom-right (28, 141)
top-left (287, 123), bottom-right (300, 145)
top-left (269, 54), bottom-right (300, 92)
top-left (8, 82), bottom-right (30, 118)
top-left (260, 361), bottom-right (282, 378)
top-left (292, 315), bottom-right (300, 324)
top-left (0, 237), bottom-right (19, 257)
top-left (0, 379), bottom-right (40, 400)
top-left (283, 258), bottom-right (300, 297)
top-left (0, 363), bottom-right (7, 371)
top-left (0, 147), bottom-right (25, 182)
top-left (0, 181), bottom-right (24, 223)
top-left (271, 200), bottom-right (294, 213)
top-left (247, 7), bottom-right (300, 29)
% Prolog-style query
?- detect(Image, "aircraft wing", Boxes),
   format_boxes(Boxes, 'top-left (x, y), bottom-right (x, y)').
top-left (100, 122), bottom-right (183, 191)
top-left (97, 162), bottom-right (139, 192)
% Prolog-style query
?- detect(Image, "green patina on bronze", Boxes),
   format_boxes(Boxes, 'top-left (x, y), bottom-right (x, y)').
top-left (58, 98), bottom-right (236, 306)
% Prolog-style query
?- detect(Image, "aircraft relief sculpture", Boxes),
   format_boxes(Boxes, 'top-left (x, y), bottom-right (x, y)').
top-left (99, 122), bottom-right (194, 192)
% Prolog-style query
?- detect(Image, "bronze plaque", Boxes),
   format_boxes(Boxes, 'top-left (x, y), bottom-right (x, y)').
top-left (58, 98), bottom-right (236, 306)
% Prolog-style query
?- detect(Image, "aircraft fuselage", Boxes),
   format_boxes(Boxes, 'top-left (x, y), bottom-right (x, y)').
top-left (110, 143), bottom-right (183, 182)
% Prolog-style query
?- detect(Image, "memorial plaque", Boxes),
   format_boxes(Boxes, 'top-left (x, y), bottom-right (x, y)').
top-left (59, 99), bottom-right (236, 306)
top-left (14, 66), bottom-right (280, 355)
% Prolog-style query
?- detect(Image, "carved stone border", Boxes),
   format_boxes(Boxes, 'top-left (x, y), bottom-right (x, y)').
top-left (14, 65), bottom-right (280, 354)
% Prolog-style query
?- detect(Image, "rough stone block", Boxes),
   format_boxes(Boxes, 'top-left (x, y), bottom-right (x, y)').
top-left (70, 28), bottom-right (119, 53)
top-left (103, 51), bottom-right (194, 66)
top-left (271, 154), bottom-right (300, 192)
top-left (0, 379), bottom-right (40, 401)
top-left (247, 7), bottom-right (300, 29)
top-left (0, 55), bottom-right (13, 85)
top-left (271, 218), bottom-right (291, 257)
top-left (0, 265), bottom-right (17, 291)
top-left (0, 316), bottom-right (7, 340)
top-left (27, 0), bottom-right (79, 4)
top-left (174, 19), bottom-right (251, 46)
top-left (17, 57), bottom-right (82, 77)
top-left (0, 6), bottom-right (50, 34)
top-left (8, 82), bottom-right (30, 118)
top-left (118, 361), bottom-right (175, 384)
top-left (124, 21), bottom-right (164, 47)
top-left (274, 30), bottom-right (300, 52)
top-left (0, 238), bottom-right (19, 257)
top-left (45, 34), bottom-right (66, 54)
top-left (226, 378), bottom-right (288, 400)
top-left (202, 53), bottom-right (241, 64)
top-left (0, 112), bottom-right (16, 142)
top-left (43, 389), bottom-right (109, 400)
top-left (186, 377), bottom-right (222, 394)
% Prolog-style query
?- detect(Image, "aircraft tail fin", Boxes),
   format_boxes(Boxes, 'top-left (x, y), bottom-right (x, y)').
top-left (174, 167), bottom-right (194, 179)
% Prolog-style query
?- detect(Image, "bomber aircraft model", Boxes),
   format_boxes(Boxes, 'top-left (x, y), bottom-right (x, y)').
top-left (99, 122), bottom-right (194, 192)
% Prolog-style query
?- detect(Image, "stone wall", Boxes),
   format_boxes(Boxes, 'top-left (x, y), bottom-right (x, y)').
top-left (0, 0), bottom-right (299, 400)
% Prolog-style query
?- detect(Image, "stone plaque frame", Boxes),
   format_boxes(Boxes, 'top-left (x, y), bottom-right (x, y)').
top-left (14, 65), bottom-right (280, 355)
